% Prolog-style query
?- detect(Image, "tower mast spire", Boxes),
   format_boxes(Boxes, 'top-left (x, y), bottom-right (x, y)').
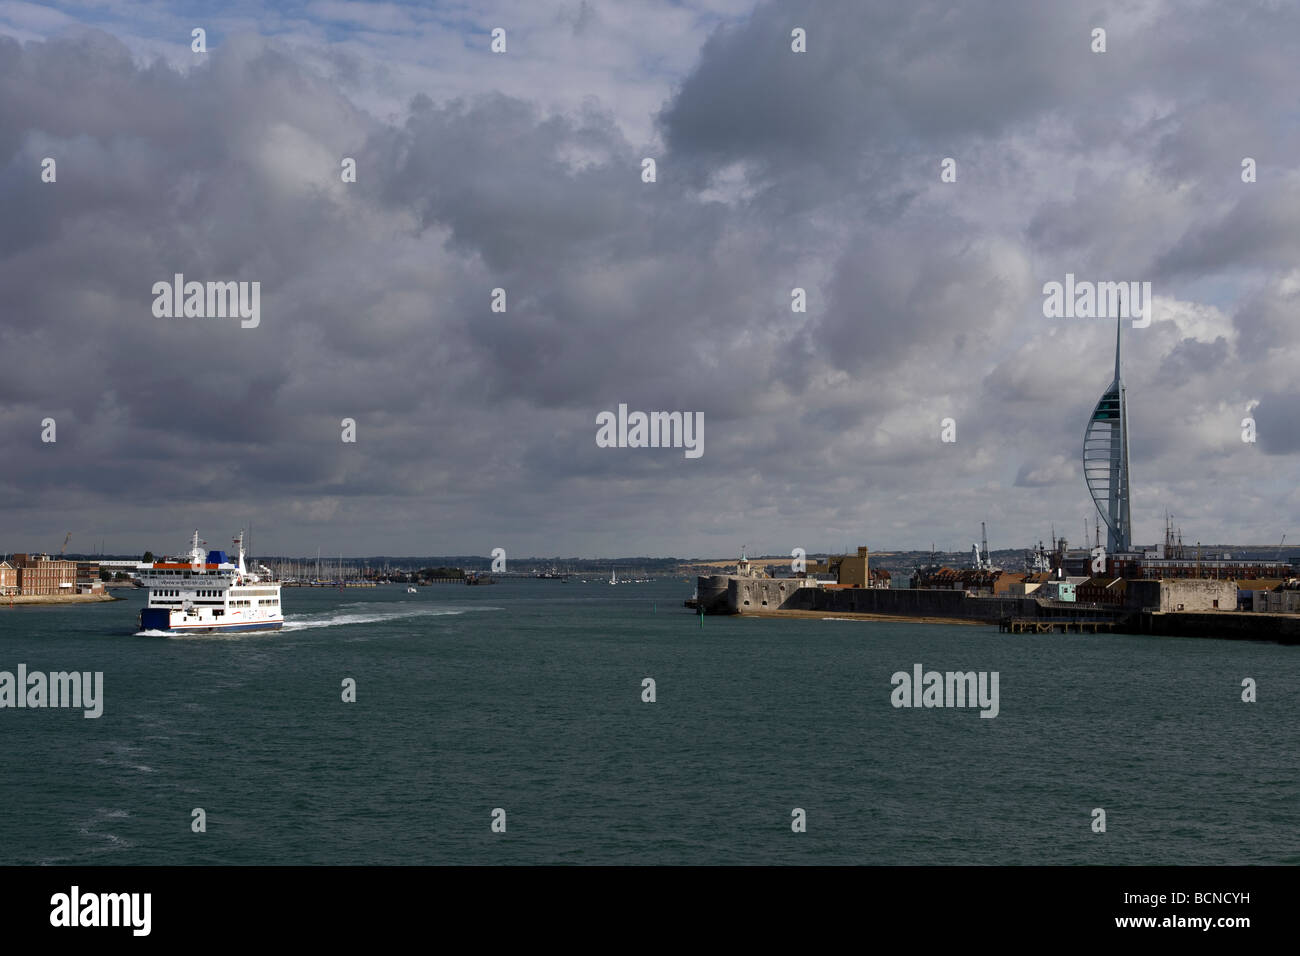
top-left (1114, 314), bottom-right (1123, 383)
top-left (1084, 317), bottom-right (1133, 555)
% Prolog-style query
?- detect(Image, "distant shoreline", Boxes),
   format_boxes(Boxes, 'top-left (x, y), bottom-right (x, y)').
top-left (744, 608), bottom-right (986, 627)
top-left (3, 593), bottom-right (123, 606)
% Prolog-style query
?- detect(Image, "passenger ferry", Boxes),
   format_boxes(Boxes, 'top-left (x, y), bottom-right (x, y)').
top-left (137, 531), bottom-right (283, 633)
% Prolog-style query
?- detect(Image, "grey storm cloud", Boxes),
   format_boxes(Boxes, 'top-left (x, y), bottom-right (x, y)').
top-left (1, 1), bottom-right (1299, 557)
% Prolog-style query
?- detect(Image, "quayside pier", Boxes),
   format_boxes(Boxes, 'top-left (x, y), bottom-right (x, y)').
top-left (1000, 617), bottom-right (1118, 634)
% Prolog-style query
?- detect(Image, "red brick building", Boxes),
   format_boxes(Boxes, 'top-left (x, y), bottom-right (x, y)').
top-left (12, 554), bottom-right (77, 595)
top-left (1075, 577), bottom-right (1126, 606)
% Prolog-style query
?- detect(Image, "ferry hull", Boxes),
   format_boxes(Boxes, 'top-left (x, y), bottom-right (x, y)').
top-left (138, 607), bottom-right (283, 634)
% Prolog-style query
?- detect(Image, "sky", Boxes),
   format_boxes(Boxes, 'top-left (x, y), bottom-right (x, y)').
top-left (2, 0), bottom-right (1299, 559)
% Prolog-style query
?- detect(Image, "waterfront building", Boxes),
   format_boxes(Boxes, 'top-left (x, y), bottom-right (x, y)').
top-left (910, 566), bottom-right (1008, 594)
top-left (806, 547), bottom-right (890, 588)
top-left (1076, 577), bottom-right (1126, 605)
top-left (75, 561), bottom-right (104, 594)
top-left (11, 554), bottom-right (77, 595)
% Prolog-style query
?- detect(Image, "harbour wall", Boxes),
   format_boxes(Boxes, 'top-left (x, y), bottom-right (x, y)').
top-left (702, 576), bottom-right (1041, 623)
top-left (697, 574), bottom-right (1300, 643)
top-left (2, 592), bottom-right (121, 605)
top-left (1137, 610), bottom-right (1300, 645)
top-left (1127, 578), bottom-right (1236, 613)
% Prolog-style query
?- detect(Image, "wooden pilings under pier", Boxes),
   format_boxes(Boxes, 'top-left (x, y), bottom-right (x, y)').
top-left (999, 616), bottom-right (1118, 634)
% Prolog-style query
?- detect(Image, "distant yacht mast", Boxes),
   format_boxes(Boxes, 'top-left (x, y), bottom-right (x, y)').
top-left (1083, 317), bottom-right (1133, 553)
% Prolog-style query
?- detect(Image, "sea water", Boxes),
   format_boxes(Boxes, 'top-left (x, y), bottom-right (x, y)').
top-left (0, 580), bottom-right (1296, 865)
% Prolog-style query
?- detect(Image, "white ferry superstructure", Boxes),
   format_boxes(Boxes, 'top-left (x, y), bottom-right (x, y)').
top-left (137, 531), bottom-right (283, 633)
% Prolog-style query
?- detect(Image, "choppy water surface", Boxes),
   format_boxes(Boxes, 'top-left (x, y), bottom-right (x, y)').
top-left (1, 581), bottom-right (1296, 864)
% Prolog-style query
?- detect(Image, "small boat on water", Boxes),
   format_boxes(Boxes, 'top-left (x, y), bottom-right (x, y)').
top-left (609, 569), bottom-right (617, 585)
top-left (407, 586), bottom-right (417, 594)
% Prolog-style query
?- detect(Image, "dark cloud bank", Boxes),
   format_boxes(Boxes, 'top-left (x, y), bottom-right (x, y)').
top-left (2, 1), bottom-right (1298, 557)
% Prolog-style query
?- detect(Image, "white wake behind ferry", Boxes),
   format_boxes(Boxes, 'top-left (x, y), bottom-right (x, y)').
top-left (137, 531), bottom-right (283, 633)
